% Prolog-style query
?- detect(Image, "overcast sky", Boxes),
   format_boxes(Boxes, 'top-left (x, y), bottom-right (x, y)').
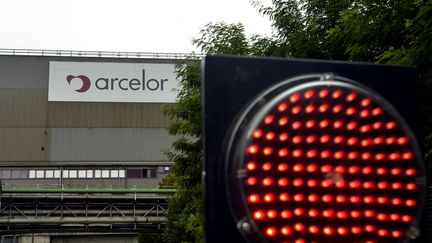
top-left (0, 0), bottom-right (273, 54)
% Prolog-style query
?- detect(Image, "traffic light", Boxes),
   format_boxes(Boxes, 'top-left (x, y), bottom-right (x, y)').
top-left (203, 56), bottom-right (428, 243)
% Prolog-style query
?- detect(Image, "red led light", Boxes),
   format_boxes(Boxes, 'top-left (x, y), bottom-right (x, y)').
top-left (291, 135), bottom-right (302, 144)
top-left (406, 168), bottom-right (417, 176)
top-left (265, 227), bottom-right (277, 237)
top-left (277, 163), bottom-right (288, 172)
top-left (262, 177), bottom-right (274, 186)
top-left (264, 115), bottom-right (274, 124)
top-left (376, 196), bottom-right (388, 204)
top-left (406, 199), bottom-right (417, 207)
top-left (361, 138), bottom-right (373, 147)
top-left (293, 178), bottom-right (304, 187)
top-left (253, 129), bottom-right (262, 138)
top-left (374, 136), bottom-right (384, 144)
top-left (322, 209), bottom-right (334, 218)
top-left (375, 153), bottom-right (386, 161)
top-left (248, 194), bottom-right (260, 203)
top-left (376, 167), bottom-right (387, 175)
top-left (247, 145), bottom-right (258, 154)
top-left (365, 210), bottom-right (375, 218)
top-left (346, 107), bottom-right (356, 115)
top-left (263, 193), bottom-right (275, 203)
top-left (365, 225), bottom-right (376, 232)
top-left (361, 152), bottom-right (372, 160)
top-left (246, 161), bottom-right (256, 171)
top-left (334, 151), bottom-right (344, 159)
top-left (398, 136), bottom-right (408, 144)
top-left (336, 195), bottom-right (347, 203)
top-left (305, 104), bottom-right (315, 113)
top-left (267, 210), bottom-right (277, 219)
top-left (386, 121), bottom-right (397, 129)
top-left (322, 194), bottom-right (333, 203)
top-left (323, 226), bottom-right (334, 235)
top-left (332, 89), bottom-right (343, 99)
top-left (377, 213), bottom-right (388, 221)
top-left (281, 226), bottom-right (292, 236)
top-left (278, 178), bottom-right (289, 187)
top-left (262, 162), bottom-right (272, 171)
top-left (402, 215), bottom-right (412, 222)
top-left (333, 104), bottom-right (343, 113)
top-left (278, 102), bottom-right (288, 112)
top-left (378, 229), bottom-right (389, 237)
top-left (320, 134), bottom-right (330, 143)
top-left (361, 98), bottom-right (372, 106)
top-left (363, 181), bottom-right (375, 189)
top-left (253, 210), bottom-right (265, 220)
top-left (292, 149), bottom-right (303, 157)
top-left (403, 152), bottom-right (414, 160)
top-left (307, 179), bottom-right (318, 187)
top-left (372, 107), bottom-right (383, 116)
top-left (293, 194), bottom-right (304, 202)
top-left (321, 164), bottom-right (332, 173)
top-left (348, 151), bottom-right (359, 160)
top-left (319, 88), bottom-right (329, 98)
top-left (346, 92), bottom-right (357, 101)
top-left (335, 165), bottom-right (345, 173)
top-left (336, 211), bottom-right (348, 219)
top-left (246, 177), bottom-right (257, 186)
top-left (294, 223), bottom-right (305, 232)
top-left (373, 121), bottom-right (383, 130)
top-left (407, 183), bottom-right (417, 190)
top-left (308, 209), bottom-right (319, 217)
top-left (333, 136), bottom-right (344, 144)
top-left (346, 121), bottom-right (357, 130)
top-left (391, 198), bottom-right (403, 206)
top-left (360, 109), bottom-right (370, 117)
top-left (304, 89), bottom-right (315, 99)
top-left (351, 226), bottom-right (362, 234)
top-left (279, 192), bottom-right (289, 201)
top-left (392, 230), bottom-right (402, 238)
top-left (306, 149), bottom-right (317, 158)
top-left (291, 106), bottom-right (302, 114)
top-left (321, 179), bottom-right (333, 188)
top-left (265, 132), bottom-right (275, 140)
top-left (281, 210), bottom-right (292, 219)
top-left (360, 125), bottom-right (371, 133)
top-left (293, 164), bottom-right (304, 172)
top-left (338, 227), bottom-right (348, 235)
top-left (351, 210), bottom-right (361, 218)
top-left (306, 120), bottom-right (316, 128)
top-left (348, 166), bottom-right (360, 174)
top-left (305, 135), bottom-right (316, 143)
top-left (320, 150), bottom-right (331, 159)
top-left (388, 152), bottom-right (400, 160)
top-left (278, 148), bottom-right (289, 157)
top-left (290, 93), bottom-right (301, 103)
top-left (278, 133), bottom-right (289, 142)
top-left (347, 137), bottom-right (358, 145)
top-left (308, 194), bottom-right (319, 202)
top-left (278, 117), bottom-right (289, 126)
top-left (263, 147), bottom-right (273, 155)
top-left (309, 225), bottom-right (319, 234)
top-left (364, 196), bottom-right (374, 204)
top-left (307, 164), bottom-right (318, 172)
top-left (319, 104), bottom-right (329, 113)
top-left (292, 121), bottom-right (302, 129)
top-left (390, 214), bottom-right (400, 221)
top-left (349, 180), bottom-right (361, 188)
top-left (378, 181), bottom-right (389, 190)
top-left (350, 196), bottom-right (361, 203)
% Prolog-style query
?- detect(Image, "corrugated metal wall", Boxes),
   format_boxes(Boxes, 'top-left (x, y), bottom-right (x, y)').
top-left (0, 55), bottom-right (176, 165)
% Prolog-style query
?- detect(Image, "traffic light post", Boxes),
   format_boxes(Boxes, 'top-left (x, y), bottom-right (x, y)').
top-left (203, 56), bottom-right (427, 243)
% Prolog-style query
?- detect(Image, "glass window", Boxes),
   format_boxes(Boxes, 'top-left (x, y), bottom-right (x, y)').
top-left (54, 170), bottom-right (61, 178)
top-left (111, 170), bottom-right (119, 178)
top-left (11, 170), bottom-right (21, 179)
top-left (119, 170), bottom-right (125, 178)
top-left (102, 170), bottom-right (110, 178)
top-left (2, 170), bottom-right (11, 179)
top-left (86, 170), bottom-right (93, 178)
top-left (69, 170), bottom-right (77, 178)
top-left (164, 166), bottom-right (170, 172)
top-left (63, 170), bottom-right (69, 178)
top-left (21, 170), bottom-right (29, 179)
top-left (45, 170), bottom-right (54, 178)
top-left (29, 170), bottom-right (36, 178)
top-left (95, 170), bottom-right (101, 178)
top-left (36, 170), bottom-right (44, 178)
top-left (127, 169), bottom-right (141, 178)
top-left (78, 170), bottom-right (86, 178)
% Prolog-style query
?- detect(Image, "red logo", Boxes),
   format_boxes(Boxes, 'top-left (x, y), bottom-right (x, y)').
top-left (66, 75), bottom-right (91, 92)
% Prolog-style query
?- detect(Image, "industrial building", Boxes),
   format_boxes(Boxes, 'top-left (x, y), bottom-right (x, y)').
top-left (0, 49), bottom-right (195, 243)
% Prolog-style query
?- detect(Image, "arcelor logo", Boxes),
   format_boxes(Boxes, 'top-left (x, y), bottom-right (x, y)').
top-left (65, 70), bottom-right (169, 93)
top-left (66, 75), bottom-right (91, 93)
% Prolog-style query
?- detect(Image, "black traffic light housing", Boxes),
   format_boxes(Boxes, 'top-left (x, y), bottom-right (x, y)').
top-left (203, 55), bottom-right (427, 243)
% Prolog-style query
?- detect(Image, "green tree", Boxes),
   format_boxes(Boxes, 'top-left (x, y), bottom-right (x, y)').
top-left (161, 22), bottom-right (259, 243)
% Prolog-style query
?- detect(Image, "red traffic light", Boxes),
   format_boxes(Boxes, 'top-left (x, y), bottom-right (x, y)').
top-left (204, 57), bottom-right (427, 242)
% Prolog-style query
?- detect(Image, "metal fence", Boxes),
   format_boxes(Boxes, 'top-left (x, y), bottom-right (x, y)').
top-left (0, 48), bottom-right (204, 60)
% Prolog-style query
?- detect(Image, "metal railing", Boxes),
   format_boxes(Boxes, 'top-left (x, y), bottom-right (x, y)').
top-left (0, 48), bottom-right (204, 60)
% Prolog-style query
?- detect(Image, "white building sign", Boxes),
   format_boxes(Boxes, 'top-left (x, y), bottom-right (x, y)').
top-left (49, 61), bottom-right (179, 103)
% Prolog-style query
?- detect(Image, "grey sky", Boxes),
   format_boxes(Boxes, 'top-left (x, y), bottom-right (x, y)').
top-left (0, 0), bottom-right (273, 53)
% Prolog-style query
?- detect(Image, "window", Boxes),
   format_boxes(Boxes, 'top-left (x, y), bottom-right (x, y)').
top-left (86, 170), bottom-right (93, 178)
top-left (164, 166), bottom-right (170, 172)
top-left (36, 170), bottom-right (44, 178)
top-left (69, 170), bottom-right (77, 178)
top-left (45, 170), bottom-right (54, 178)
top-left (54, 170), bottom-right (61, 178)
top-left (119, 169), bottom-right (125, 178)
top-left (78, 170), bottom-right (86, 178)
top-left (111, 170), bottom-right (119, 178)
top-left (95, 170), bottom-right (101, 178)
top-left (127, 169), bottom-right (141, 178)
top-left (29, 170), bottom-right (36, 178)
top-left (101, 170), bottom-right (110, 178)
top-left (63, 170), bottom-right (69, 178)
top-left (1, 170), bottom-right (11, 179)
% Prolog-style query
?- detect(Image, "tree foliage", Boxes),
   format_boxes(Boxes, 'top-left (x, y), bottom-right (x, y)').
top-left (155, 1), bottom-right (432, 242)
top-left (161, 22), bottom-right (260, 243)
